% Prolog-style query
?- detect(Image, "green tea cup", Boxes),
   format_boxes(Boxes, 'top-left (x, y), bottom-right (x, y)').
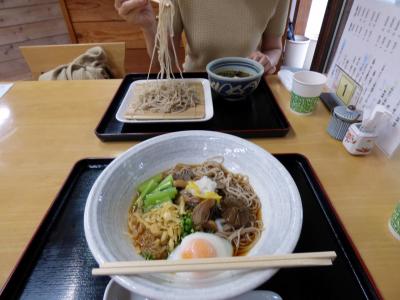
top-left (289, 71), bottom-right (326, 115)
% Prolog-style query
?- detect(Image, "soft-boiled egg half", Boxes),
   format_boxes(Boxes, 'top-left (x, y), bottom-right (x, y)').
top-left (168, 232), bottom-right (233, 279)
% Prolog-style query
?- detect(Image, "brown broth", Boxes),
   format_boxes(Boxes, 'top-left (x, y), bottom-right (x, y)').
top-left (217, 70), bottom-right (251, 78)
top-left (235, 207), bottom-right (262, 256)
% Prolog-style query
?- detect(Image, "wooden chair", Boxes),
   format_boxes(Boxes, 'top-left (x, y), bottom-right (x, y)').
top-left (20, 42), bottom-right (126, 80)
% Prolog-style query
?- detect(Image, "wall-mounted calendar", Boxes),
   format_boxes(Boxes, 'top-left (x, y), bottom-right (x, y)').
top-left (327, 0), bottom-right (400, 157)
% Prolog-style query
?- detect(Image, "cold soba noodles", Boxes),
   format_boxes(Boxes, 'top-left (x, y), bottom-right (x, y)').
top-left (127, 0), bottom-right (201, 115)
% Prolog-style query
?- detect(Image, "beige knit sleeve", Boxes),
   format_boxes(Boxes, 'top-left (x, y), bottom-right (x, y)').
top-left (264, 0), bottom-right (290, 37)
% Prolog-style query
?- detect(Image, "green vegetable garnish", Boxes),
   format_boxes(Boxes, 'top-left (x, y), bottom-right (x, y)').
top-left (141, 252), bottom-right (154, 260)
top-left (154, 174), bottom-right (173, 192)
top-left (142, 187), bottom-right (177, 211)
top-left (180, 213), bottom-right (194, 238)
top-left (135, 178), bottom-right (158, 209)
top-left (136, 175), bottom-right (178, 211)
top-left (143, 196), bottom-right (172, 212)
top-left (145, 187), bottom-right (177, 204)
top-left (138, 173), bottom-right (163, 194)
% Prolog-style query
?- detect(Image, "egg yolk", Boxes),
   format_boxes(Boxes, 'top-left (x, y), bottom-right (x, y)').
top-left (181, 239), bottom-right (217, 259)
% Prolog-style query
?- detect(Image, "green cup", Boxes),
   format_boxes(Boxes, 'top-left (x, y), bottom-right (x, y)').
top-left (389, 202), bottom-right (400, 240)
top-left (290, 71), bottom-right (326, 115)
top-left (290, 92), bottom-right (319, 114)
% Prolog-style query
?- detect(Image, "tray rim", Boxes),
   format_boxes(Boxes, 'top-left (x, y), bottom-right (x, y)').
top-left (0, 158), bottom-right (108, 298)
top-left (94, 72), bottom-right (291, 141)
top-left (289, 153), bottom-right (383, 299)
top-left (0, 155), bottom-right (382, 300)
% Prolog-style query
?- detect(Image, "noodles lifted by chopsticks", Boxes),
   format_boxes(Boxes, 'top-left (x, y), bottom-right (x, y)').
top-left (128, 0), bottom-right (201, 115)
top-left (148, 0), bottom-right (182, 80)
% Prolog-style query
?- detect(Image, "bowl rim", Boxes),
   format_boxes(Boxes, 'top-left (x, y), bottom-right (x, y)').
top-left (84, 130), bottom-right (303, 300)
top-left (206, 57), bottom-right (264, 82)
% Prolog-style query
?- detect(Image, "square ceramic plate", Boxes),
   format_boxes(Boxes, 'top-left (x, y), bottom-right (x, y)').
top-left (115, 78), bottom-right (214, 123)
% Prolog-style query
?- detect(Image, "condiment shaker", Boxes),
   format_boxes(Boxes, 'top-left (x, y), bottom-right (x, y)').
top-left (327, 105), bottom-right (360, 141)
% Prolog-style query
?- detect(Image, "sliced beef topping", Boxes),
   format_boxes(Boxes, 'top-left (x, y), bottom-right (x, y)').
top-left (192, 199), bottom-right (216, 231)
top-left (220, 196), bottom-right (250, 229)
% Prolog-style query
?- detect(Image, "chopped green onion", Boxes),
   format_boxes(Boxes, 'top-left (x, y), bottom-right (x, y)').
top-left (180, 213), bottom-right (194, 238)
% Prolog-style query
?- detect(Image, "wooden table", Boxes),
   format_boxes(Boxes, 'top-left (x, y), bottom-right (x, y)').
top-left (0, 77), bottom-right (399, 299)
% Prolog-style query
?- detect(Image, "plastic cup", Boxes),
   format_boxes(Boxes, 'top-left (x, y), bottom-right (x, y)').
top-left (389, 202), bottom-right (400, 240)
top-left (284, 35), bottom-right (310, 68)
top-left (290, 71), bottom-right (326, 115)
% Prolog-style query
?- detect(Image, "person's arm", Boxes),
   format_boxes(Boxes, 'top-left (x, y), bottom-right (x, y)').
top-left (249, 35), bottom-right (283, 75)
top-left (249, 0), bottom-right (290, 74)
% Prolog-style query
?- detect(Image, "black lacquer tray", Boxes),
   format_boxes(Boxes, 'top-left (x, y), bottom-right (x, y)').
top-left (0, 155), bottom-right (381, 300)
top-left (95, 73), bottom-right (290, 141)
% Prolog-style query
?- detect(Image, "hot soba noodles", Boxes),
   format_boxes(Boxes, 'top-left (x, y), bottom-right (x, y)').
top-left (128, 158), bottom-right (263, 260)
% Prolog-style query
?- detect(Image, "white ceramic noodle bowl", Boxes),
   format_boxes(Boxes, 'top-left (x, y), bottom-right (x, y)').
top-left (84, 131), bottom-right (303, 300)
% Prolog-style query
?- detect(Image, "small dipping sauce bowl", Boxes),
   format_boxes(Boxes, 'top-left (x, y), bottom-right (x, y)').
top-left (206, 57), bottom-right (264, 101)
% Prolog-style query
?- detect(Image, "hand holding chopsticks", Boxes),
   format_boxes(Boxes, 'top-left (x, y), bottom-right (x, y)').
top-left (92, 251), bottom-right (336, 276)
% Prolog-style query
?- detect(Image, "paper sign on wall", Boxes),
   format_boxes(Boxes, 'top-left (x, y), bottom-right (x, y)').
top-left (327, 0), bottom-right (400, 157)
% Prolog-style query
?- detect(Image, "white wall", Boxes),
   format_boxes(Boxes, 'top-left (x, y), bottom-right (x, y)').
top-left (305, 0), bottom-right (329, 41)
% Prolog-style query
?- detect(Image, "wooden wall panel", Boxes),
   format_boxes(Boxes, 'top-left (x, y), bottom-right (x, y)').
top-left (125, 47), bottom-right (185, 74)
top-left (0, 1), bottom-right (70, 81)
top-left (0, 19), bottom-right (69, 46)
top-left (0, 58), bottom-right (32, 81)
top-left (0, 0), bottom-right (58, 9)
top-left (64, 0), bottom-right (158, 22)
top-left (0, 3), bottom-right (63, 27)
top-left (293, 0), bottom-right (312, 35)
top-left (65, 0), bottom-right (121, 22)
top-left (74, 22), bottom-right (146, 49)
top-left (0, 34), bottom-right (70, 62)
top-left (60, 0), bottom-right (180, 73)
top-left (125, 49), bottom-right (151, 74)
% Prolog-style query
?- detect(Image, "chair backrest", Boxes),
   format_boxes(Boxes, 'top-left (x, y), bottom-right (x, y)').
top-left (20, 42), bottom-right (126, 80)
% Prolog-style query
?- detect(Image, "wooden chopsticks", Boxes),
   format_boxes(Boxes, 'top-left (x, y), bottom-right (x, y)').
top-left (92, 251), bottom-right (336, 276)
